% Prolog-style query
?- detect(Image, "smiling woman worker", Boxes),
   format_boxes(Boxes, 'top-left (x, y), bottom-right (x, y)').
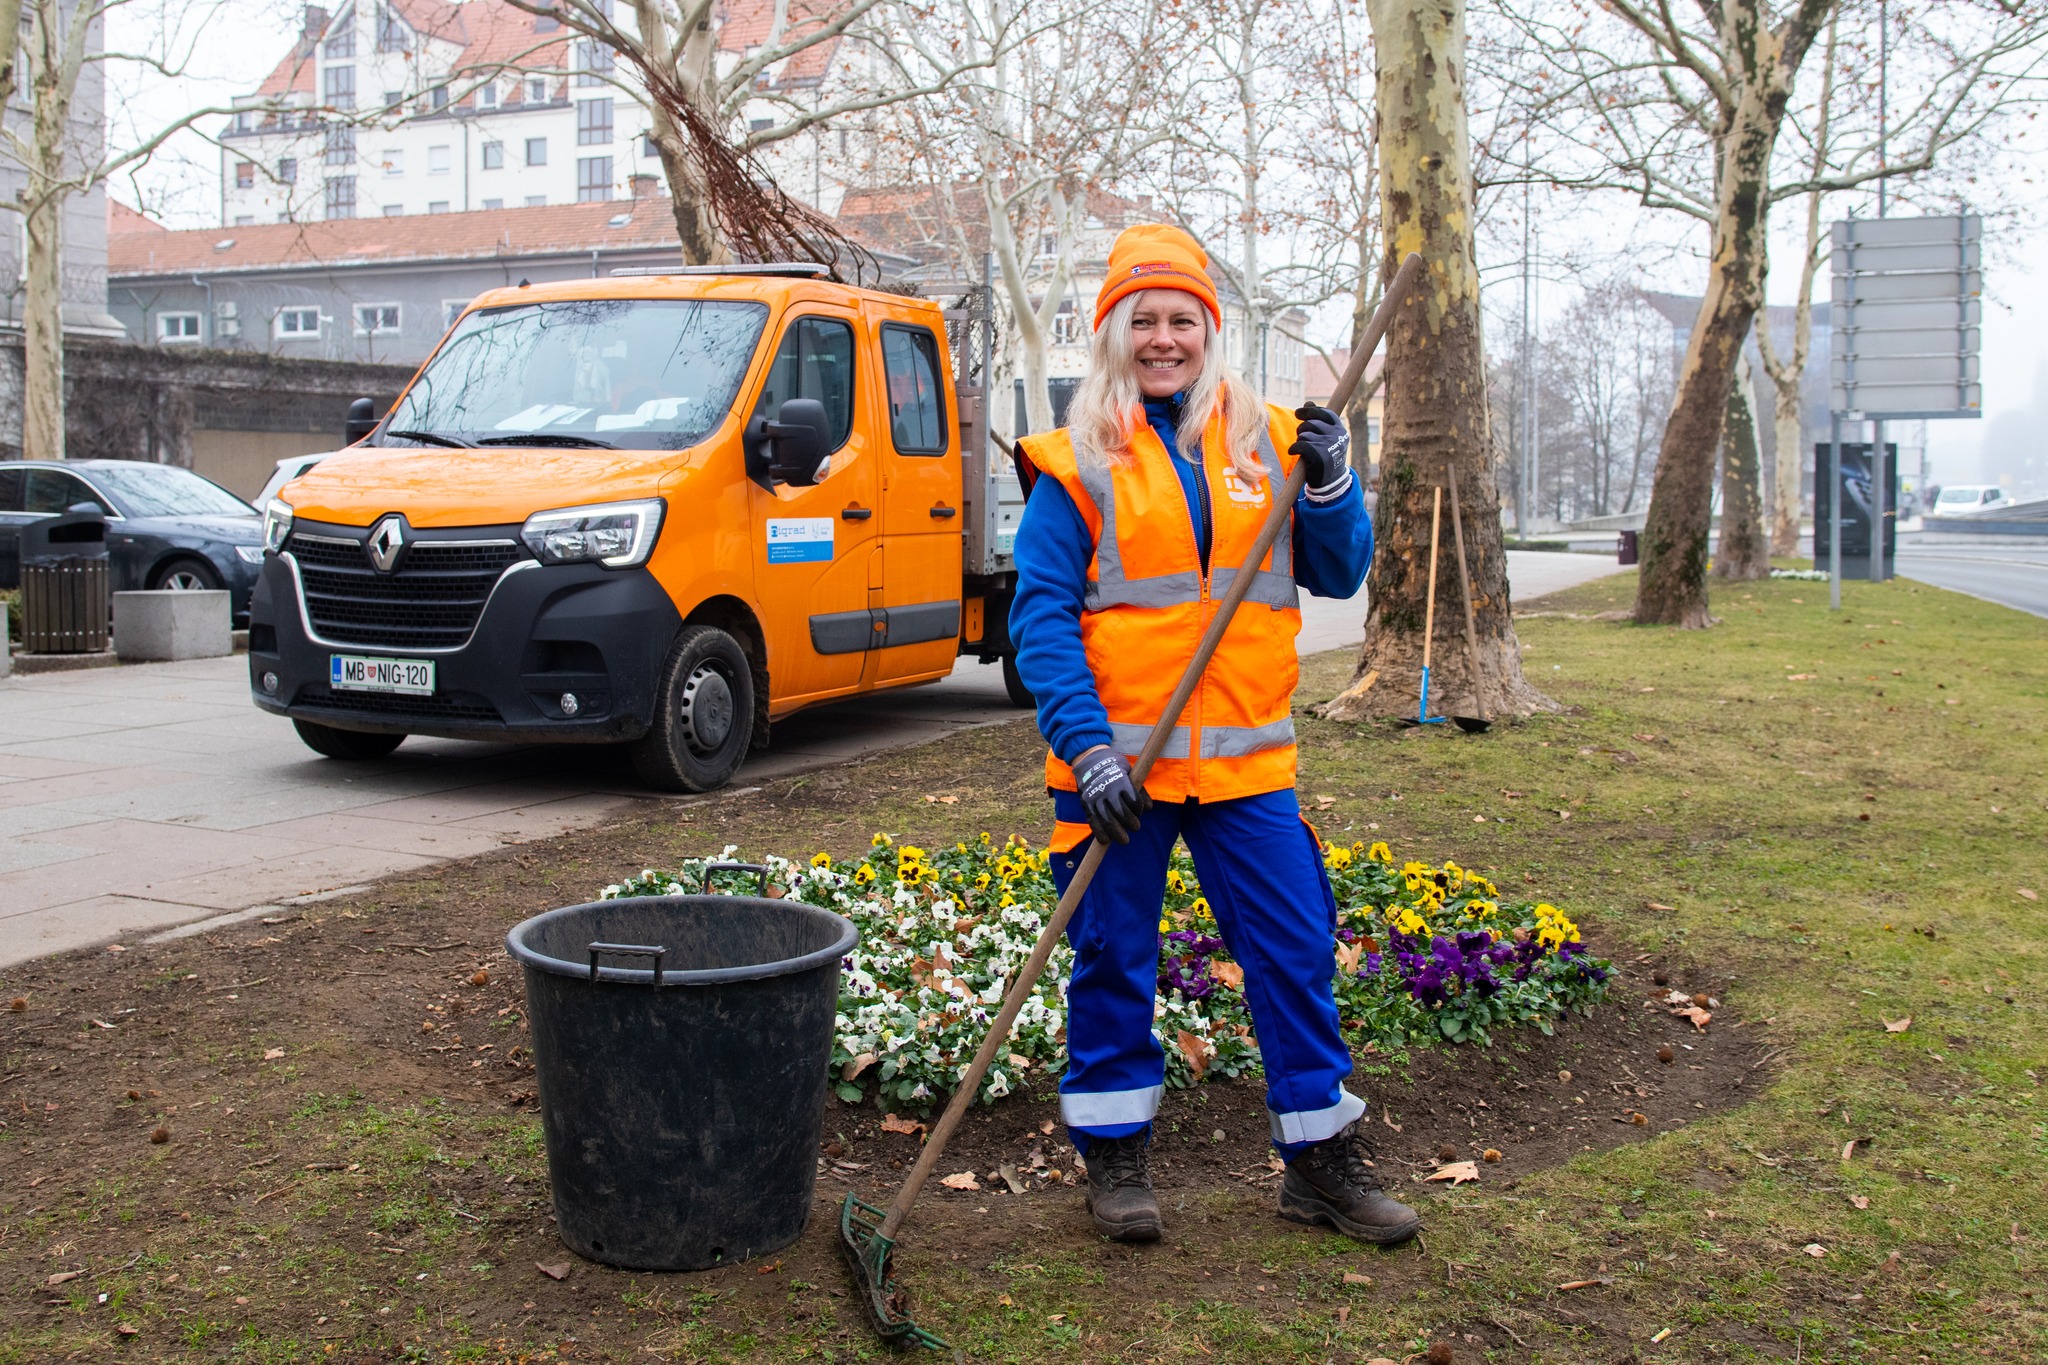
top-left (1010, 224), bottom-right (1422, 1246)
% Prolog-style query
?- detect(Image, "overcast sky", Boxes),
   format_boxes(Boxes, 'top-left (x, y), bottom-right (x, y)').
top-left (109, 3), bottom-right (2044, 494)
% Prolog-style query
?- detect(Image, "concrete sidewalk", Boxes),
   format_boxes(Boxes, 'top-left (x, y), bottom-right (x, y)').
top-left (0, 551), bottom-right (1621, 968)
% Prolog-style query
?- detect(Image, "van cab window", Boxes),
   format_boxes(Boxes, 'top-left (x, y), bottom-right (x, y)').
top-left (882, 324), bottom-right (946, 455)
top-left (751, 316), bottom-right (855, 451)
top-left (382, 298), bottom-right (769, 449)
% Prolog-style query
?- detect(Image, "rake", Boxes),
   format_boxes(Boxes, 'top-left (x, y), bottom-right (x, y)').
top-left (841, 252), bottom-right (1427, 1351)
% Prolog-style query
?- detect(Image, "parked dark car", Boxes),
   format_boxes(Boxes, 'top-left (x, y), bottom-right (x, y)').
top-left (0, 461), bottom-right (264, 624)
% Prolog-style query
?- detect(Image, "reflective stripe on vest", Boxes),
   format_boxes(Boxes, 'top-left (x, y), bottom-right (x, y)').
top-left (1107, 720), bottom-right (1191, 759)
top-left (1077, 423), bottom-right (1298, 613)
top-left (1198, 717), bottom-right (1297, 759)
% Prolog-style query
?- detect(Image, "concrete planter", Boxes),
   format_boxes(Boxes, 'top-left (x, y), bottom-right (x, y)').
top-left (113, 590), bottom-right (233, 662)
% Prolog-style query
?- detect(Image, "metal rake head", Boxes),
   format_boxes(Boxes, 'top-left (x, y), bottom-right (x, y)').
top-left (839, 1193), bottom-right (949, 1352)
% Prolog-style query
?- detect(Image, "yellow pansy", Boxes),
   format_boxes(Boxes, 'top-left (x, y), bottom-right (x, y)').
top-left (1325, 845), bottom-right (1354, 870)
top-left (853, 865), bottom-right (876, 885)
top-left (871, 832), bottom-right (893, 848)
top-left (1367, 841), bottom-right (1393, 864)
top-left (810, 851), bottom-right (833, 868)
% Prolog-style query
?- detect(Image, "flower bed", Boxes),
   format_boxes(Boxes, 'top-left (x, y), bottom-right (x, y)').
top-left (601, 834), bottom-right (1609, 1112)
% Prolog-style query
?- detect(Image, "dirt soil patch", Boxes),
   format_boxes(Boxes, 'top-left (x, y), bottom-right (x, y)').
top-left (0, 723), bottom-right (1761, 1363)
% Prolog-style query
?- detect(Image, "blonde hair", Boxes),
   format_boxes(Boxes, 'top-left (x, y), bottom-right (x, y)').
top-left (1066, 288), bottom-right (1267, 485)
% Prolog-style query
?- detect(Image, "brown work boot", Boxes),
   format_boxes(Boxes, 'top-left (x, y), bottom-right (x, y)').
top-left (1278, 1120), bottom-right (1422, 1245)
top-left (1081, 1133), bottom-right (1163, 1243)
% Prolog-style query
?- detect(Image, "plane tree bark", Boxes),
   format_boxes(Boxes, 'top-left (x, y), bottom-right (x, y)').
top-left (1712, 348), bottom-right (1770, 581)
top-left (1322, 0), bottom-right (1553, 723)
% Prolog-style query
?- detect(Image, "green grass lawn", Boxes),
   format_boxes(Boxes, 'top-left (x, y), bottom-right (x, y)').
top-left (3, 570), bottom-right (2043, 1363)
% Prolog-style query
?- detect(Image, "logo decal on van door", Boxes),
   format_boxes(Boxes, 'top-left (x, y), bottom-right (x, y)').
top-left (765, 518), bottom-right (834, 564)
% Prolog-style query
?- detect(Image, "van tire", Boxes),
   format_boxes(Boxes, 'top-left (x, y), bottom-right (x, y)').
top-left (293, 719), bottom-right (405, 760)
top-left (1000, 653), bottom-right (1034, 709)
top-left (631, 624), bottom-right (755, 792)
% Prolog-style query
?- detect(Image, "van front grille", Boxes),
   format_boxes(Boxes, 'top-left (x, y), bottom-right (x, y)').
top-left (290, 536), bottom-right (526, 650)
top-left (293, 683), bottom-right (504, 725)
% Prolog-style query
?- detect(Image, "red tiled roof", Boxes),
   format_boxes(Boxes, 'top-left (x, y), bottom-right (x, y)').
top-left (110, 195), bottom-right (688, 277)
top-left (108, 199), bottom-right (168, 235)
top-left (256, 47), bottom-right (316, 97)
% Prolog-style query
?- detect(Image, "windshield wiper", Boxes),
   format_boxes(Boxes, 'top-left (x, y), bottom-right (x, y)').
top-left (476, 433), bottom-right (619, 449)
top-left (384, 429), bottom-right (477, 448)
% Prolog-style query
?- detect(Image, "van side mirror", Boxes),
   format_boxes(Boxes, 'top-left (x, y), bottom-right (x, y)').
top-left (344, 397), bottom-right (379, 445)
top-left (744, 398), bottom-right (833, 488)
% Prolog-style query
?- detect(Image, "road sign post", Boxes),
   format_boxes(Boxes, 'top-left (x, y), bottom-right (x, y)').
top-left (1828, 214), bottom-right (1982, 604)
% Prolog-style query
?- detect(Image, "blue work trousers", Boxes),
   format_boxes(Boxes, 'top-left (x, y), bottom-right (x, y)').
top-left (1050, 787), bottom-right (1365, 1160)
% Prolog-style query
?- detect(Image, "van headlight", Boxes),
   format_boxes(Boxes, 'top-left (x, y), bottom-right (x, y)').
top-left (263, 499), bottom-right (293, 552)
top-left (520, 499), bottom-right (664, 568)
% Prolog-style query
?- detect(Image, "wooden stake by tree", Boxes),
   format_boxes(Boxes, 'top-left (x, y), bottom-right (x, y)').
top-left (1323, 0), bottom-right (1553, 723)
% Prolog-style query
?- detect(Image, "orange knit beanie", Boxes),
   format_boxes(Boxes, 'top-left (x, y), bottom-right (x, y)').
top-left (1094, 223), bottom-right (1222, 330)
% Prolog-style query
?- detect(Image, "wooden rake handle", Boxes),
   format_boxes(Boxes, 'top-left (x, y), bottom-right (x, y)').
top-left (876, 251), bottom-right (1426, 1241)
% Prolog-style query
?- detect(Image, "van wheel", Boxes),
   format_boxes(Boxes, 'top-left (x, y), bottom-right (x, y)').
top-left (293, 719), bottom-right (405, 760)
top-left (1000, 653), bottom-right (1034, 709)
top-left (631, 624), bottom-right (755, 792)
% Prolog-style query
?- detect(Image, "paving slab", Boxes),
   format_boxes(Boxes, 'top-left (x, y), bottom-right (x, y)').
top-left (0, 550), bottom-right (1622, 969)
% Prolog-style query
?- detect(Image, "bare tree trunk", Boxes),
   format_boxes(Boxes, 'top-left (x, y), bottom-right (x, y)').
top-left (1324, 0), bottom-right (1553, 722)
top-left (632, 0), bottom-right (727, 265)
top-left (1767, 375), bottom-right (1804, 552)
top-left (20, 192), bottom-right (63, 462)
top-left (1630, 0), bottom-right (1830, 627)
top-left (1712, 349), bottom-right (1769, 580)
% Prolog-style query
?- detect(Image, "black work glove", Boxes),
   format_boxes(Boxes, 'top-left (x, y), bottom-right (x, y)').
top-left (1290, 403), bottom-right (1351, 493)
top-left (1072, 745), bottom-right (1150, 846)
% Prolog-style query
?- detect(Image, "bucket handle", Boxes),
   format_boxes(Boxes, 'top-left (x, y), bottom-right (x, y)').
top-left (700, 861), bottom-right (770, 896)
top-left (588, 942), bottom-right (665, 986)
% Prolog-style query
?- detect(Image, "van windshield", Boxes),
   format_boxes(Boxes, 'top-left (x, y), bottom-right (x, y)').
top-left (382, 298), bottom-right (769, 450)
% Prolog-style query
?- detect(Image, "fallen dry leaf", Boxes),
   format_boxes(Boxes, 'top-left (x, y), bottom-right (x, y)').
top-left (1842, 1139), bottom-right (1859, 1161)
top-left (7, 997), bottom-right (25, 1012)
top-left (841, 1052), bottom-right (877, 1082)
top-left (1176, 1029), bottom-right (1212, 1081)
top-left (940, 1172), bottom-right (980, 1191)
top-left (46, 1270), bottom-right (84, 1286)
top-left (2019, 888), bottom-right (2039, 902)
top-left (1644, 901), bottom-right (1676, 913)
top-left (1803, 1243), bottom-right (1828, 1258)
top-left (1210, 960), bottom-right (1244, 991)
top-left (998, 1164), bottom-right (1027, 1195)
top-left (1556, 1278), bottom-right (1605, 1291)
top-left (1342, 1270), bottom-right (1373, 1285)
top-left (1670, 1005), bottom-right (1712, 1030)
top-left (536, 1261), bottom-right (571, 1280)
top-left (880, 1113), bottom-right (927, 1140)
top-left (1883, 1017), bottom-right (1912, 1033)
top-left (1481, 1148), bottom-right (1502, 1163)
top-left (116, 1323), bottom-right (139, 1336)
top-left (262, 1048), bottom-right (285, 1061)
top-left (1336, 1305), bottom-right (1351, 1324)
top-left (469, 969), bottom-right (490, 987)
top-left (1662, 989), bottom-right (1693, 1006)
top-left (1848, 1194), bottom-right (1870, 1210)
top-left (1879, 1250), bottom-right (1902, 1274)
top-left (1334, 939), bottom-right (1364, 974)
top-left (1424, 1161), bottom-right (1479, 1186)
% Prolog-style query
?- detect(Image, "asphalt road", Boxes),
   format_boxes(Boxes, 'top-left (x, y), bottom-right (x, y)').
top-left (1894, 543), bottom-right (2048, 619)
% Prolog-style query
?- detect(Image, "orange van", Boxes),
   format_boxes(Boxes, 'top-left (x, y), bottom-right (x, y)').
top-left (246, 266), bottom-right (1024, 791)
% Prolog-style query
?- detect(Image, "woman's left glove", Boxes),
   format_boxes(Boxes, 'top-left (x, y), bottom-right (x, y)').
top-left (1290, 403), bottom-right (1351, 493)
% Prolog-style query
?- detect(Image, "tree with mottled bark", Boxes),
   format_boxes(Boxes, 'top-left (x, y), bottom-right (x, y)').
top-left (1322, 0), bottom-right (1553, 723)
top-left (1712, 348), bottom-right (1771, 580)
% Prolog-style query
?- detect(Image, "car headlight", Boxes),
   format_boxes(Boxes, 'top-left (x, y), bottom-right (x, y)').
top-left (235, 545), bottom-right (266, 564)
top-left (520, 499), bottom-right (664, 568)
top-left (263, 499), bottom-right (294, 552)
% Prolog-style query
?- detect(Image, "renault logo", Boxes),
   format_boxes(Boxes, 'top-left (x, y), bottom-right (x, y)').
top-left (366, 515), bottom-right (407, 572)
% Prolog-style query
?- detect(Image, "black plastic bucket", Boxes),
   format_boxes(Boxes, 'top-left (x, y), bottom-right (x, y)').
top-left (504, 863), bottom-right (857, 1271)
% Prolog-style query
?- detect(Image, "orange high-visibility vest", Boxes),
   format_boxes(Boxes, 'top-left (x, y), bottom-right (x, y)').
top-left (1017, 403), bottom-right (1304, 805)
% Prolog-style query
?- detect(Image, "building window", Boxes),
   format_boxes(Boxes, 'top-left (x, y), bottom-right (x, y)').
top-left (1366, 418), bottom-right (1381, 446)
top-left (355, 303), bottom-right (401, 336)
top-left (574, 38), bottom-right (613, 86)
top-left (442, 299), bottom-right (470, 329)
top-left (381, 148), bottom-right (403, 175)
top-left (377, 8), bottom-right (409, 52)
top-left (159, 313), bottom-right (202, 344)
top-left (426, 199), bottom-right (448, 213)
top-left (641, 134), bottom-right (659, 158)
top-left (279, 156), bottom-right (297, 184)
top-left (748, 117), bottom-right (771, 133)
top-left (481, 141), bottom-right (503, 169)
top-left (324, 124), bottom-right (355, 165)
top-left (234, 214), bottom-right (254, 226)
top-left (322, 23), bottom-right (354, 57)
top-left (235, 161), bottom-right (255, 189)
top-left (276, 306), bottom-right (321, 338)
top-left (428, 144), bottom-right (450, 174)
top-left (382, 204), bottom-right (404, 216)
top-left (526, 77), bottom-right (548, 104)
top-left (576, 156), bottom-right (613, 202)
top-left (428, 87), bottom-right (448, 110)
top-left (325, 175), bottom-right (356, 218)
top-left (381, 89), bottom-right (401, 109)
top-left (482, 197), bottom-right (503, 210)
top-left (524, 195), bottom-right (546, 207)
top-left (577, 98), bottom-right (612, 146)
top-left (323, 64), bottom-right (355, 110)
top-left (478, 83), bottom-right (498, 108)
top-left (1050, 305), bottom-right (1083, 347)
top-left (525, 137), bottom-right (547, 167)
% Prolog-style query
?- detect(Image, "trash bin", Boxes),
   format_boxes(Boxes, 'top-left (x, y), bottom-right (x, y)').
top-left (21, 502), bottom-right (109, 653)
top-left (505, 863), bottom-right (858, 1272)
top-left (1617, 529), bottom-right (1639, 566)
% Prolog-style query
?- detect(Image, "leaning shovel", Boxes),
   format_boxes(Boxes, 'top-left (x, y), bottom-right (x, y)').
top-left (839, 252), bottom-right (1428, 1352)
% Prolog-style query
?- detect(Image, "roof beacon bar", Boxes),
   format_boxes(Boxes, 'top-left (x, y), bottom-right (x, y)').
top-left (608, 263), bottom-right (831, 278)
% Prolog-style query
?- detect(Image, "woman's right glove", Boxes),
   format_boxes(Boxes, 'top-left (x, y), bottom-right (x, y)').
top-left (1072, 745), bottom-right (1150, 845)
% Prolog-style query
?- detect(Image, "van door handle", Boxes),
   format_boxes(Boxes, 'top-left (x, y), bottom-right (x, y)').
top-left (929, 504), bottom-right (957, 519)
top-left (840, 506), bottom-right (872, 520)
